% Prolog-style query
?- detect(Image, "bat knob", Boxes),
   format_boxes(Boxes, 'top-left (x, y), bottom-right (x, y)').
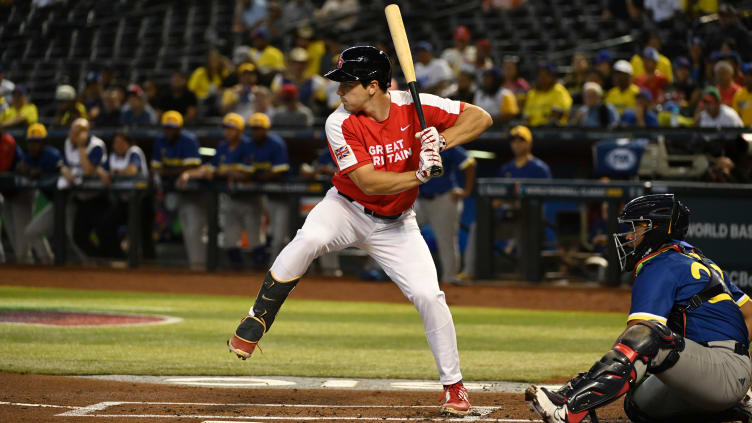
top-left (429, 165), bottom-right (444, 177)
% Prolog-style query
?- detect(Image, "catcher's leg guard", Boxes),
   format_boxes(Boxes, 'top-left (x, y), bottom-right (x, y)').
top-left (535, 321), bottom-right (684, 423)
top-left (228, 272), bottom-right (299, 359)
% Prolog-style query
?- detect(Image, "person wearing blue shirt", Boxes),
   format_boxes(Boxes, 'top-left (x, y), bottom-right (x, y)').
top-left (619, 88), bottom-right (660, 128)
top-left (416, 146), bottom-right (476, 284)
top-left (247, 112), bottom-right (290, 264)
top-left (528, 194), bottom-right (752, 423)
top-left (498, 125), bottom-right (552, 179)
top-left (179, 113), bottom-right (256, 266)
top-left (153, 110), bottom-right (206, 268)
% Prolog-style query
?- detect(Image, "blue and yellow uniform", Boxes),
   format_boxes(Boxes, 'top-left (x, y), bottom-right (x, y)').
top-left (151, 130), bottom-right (201, 172)
top-left (22, 146), bottom-right (62, 175)
top-left (499, 156), bottom-right (551, 179)
top-left (420, 147), bottom-right (475, 197)
top-left (248, 133), bottom-right (290, 177)
top-left (628, 240), bottom-right (749, 346)
top-left (211, 135), bottom-right (254, 174)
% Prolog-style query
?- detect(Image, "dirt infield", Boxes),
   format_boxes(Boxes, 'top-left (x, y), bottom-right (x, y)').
top-left (0, 372), bottom-right (630, 422)
top-left (1, 265), bottom-right (632, 421)
top-left (1, 265), bottom-right (632, 313)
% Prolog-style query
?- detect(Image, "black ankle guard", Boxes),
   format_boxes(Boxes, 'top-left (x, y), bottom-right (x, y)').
top-left (251, 272), bottom-right (299, 333)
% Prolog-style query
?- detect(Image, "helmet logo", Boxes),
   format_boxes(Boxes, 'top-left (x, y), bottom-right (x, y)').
top-left (337, 56), bottom-right (344, 69)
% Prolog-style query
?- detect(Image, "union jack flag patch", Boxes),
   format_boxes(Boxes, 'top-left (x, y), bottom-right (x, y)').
top-left (334, 145), bottom-right (351, 161)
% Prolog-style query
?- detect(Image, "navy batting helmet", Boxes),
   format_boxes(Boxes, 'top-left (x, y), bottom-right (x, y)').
top-left (324, 46), bottom-right (392, 91)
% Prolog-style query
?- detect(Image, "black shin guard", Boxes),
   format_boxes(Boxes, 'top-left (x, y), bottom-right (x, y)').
top-left (564, 321), bottom-right (684, 415)
top-left (251, 271), bottom-right (299, 335)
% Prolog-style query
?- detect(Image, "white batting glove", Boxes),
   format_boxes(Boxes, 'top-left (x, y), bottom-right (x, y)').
top-left (415, 127), bottom-right (447, 152)
top-left (416, 144), bottom-right (443, 183)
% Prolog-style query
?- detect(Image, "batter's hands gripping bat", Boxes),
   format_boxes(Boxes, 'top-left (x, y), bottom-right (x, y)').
top-left (385, 3), bottom-right (443, 177)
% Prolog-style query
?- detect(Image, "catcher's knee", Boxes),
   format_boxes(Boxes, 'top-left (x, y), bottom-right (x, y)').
top-left (624, 390), bottom-right (655, 423)
top-left (620, 320), bottom-right (684, 373)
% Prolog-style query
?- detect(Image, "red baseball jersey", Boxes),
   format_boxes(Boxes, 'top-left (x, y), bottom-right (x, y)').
top-left (325, 91), bottom-right (464, 215)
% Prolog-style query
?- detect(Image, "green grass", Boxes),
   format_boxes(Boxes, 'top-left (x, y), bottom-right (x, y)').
top-left (0, 285), bottom-right (625, 382)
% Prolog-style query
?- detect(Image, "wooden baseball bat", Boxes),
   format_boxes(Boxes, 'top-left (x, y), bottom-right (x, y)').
top-left (385, 4), bottom-right (443, 177)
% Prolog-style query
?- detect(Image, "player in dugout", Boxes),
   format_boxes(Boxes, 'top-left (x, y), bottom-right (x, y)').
top-left (227, 45), bottom-right (492, 416)
top-left (527, 194), bottom-right (752, 423)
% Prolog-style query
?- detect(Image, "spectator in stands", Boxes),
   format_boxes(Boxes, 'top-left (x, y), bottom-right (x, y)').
top-left (179, 113), bottom-right (255, 266)
top-left (449, 67), bottom-right (477, 104)
top-left (96, 131), bottom-right (150, 259)
top-left (95, 87), bottom-right (123, 127)
top-left (592, 50), bottom-right (613, 91)
top-left (715, 60), bottom-right (741, 106)
top-left (282, 0), bottom-right (315, 32)
top-left (644, 0), bottom-right (682, 24)
top-left (605, 60), bottom-right (639, 116)
top-left (471, 39), bottom-right (494, 81)
top-left (696, 86), bottom-right (743, 128)
top-left (188, 49), bottom-right (231, 115)
top-left (0, 126), bottom-right (27, 263)
top-left (0, 86), bottom-right (38, 128)
top-left (563, 53), bottom-right (590, 105)
top-left (249, 28), bottom-right (285, 82)
top-left (689, 37), bottom-right (707, 88)
top-left (474, 67), bottom-right (518, 124)
top-left (682, 0), bottom-right (717, 18)
top-left (81, 72), bottom-right (103, 120)
top-left (570, 82), bottom-right (619, 128)
top-left (314, 0), bottom-right (360, 32)
top-left (634, 47), bottom-right (670, 102)
top-left (620, 88), bottom-right (660, 127)
top-left (53, 85), bottom-right (87, 127)
top-left (319, 31), bottom-right (343, 77)
top-left (271, 83), bottom-right (314, 127)
top-left (17, 124), bottom-right (61, 264)
top-left (523, 62), bottom-right (573, 126)
top-left (221, 62), bottom-right (259, 119)
top-left (631, 32), bottom-right (674, 83)
top-left (0, 64), bottom-right (15, 106)
top-left (663, 57), bottom-right (701, 114)
top-left (414, 42), bottom-right (453, 96)
top-left (252, 86), bottom-right (275, 117)
top-left (99, 63), bottom-right (117, 90)
top-left (61, 118), bottom-right (110, 259)
top-left (157, 72), bottom-right (198, 124)
top-left (151, 111), bottom-right (205, 268)
top-left (732, 63), bottom-right (752, 127)
top-left (143, 78), bottom-right (160, 106)
top-left (246, 112), bottom-right (290, 263)
top-left (703, 4), bottom-right (751, 61)
top-left (502, 55), bottom-right (530, 105)
top-left (441, 26), bottom-right (476, 78)
top-left (271, 48), bottom-right (327, 110)
top-left (120, 84), bottom-right (157, 126)
top-left (295, 25), bottom-right (326, 79)
top-left (233, 0), bottom-right (267, 33)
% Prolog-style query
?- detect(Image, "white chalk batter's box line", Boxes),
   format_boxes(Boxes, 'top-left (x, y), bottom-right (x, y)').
top-left (1, 400), bottom-right (624, 422)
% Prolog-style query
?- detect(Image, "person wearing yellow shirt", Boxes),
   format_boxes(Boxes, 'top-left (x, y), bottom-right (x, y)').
top-left (732, 64), bottom-right (752, 126)
top-left (295, 26), bottom-right (326, 79)
top-left (0, 86), bottom-right (38, 128)
top-left (250, 28), bottom-right (285, 80)
top-left (605, 60), bottom-right (640, 116)
top-left (188, 49), bottom-right (232, 101)
top-left (523, 62), bottom-right (572, 126)
top-left (53, 85), bottom-right (87, 127)
top-left (630, 31), bottom-right (673, 83)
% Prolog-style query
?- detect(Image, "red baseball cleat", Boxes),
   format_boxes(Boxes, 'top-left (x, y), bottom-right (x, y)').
top-left (440, 381), bottom-right (471, 416)
top-left (227, 316), bottom-right (265, 360)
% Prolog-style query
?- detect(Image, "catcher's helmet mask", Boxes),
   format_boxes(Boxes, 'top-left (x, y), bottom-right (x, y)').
top-left (613, 194), bottom-right (690, 272)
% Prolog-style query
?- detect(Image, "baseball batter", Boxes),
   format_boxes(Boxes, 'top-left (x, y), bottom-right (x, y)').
top-left (527, 194), bottom-right (752, 423)
top-left (228, 45), bottom-right (492, 416)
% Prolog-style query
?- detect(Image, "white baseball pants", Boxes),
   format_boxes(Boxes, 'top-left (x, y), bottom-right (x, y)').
top-left (269, 187), bottom-right (463, 385)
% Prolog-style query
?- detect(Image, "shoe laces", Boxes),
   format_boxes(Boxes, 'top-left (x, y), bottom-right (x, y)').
top-left (439, 382), bottom-right (467, 403)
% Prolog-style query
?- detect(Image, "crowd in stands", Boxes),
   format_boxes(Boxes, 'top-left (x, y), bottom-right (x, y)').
top-left (2, 1), bottom-right (752, 131)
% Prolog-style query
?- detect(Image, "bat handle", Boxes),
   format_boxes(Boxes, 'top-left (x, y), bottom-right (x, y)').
top-left (408, 82), bottom-right (443, 177)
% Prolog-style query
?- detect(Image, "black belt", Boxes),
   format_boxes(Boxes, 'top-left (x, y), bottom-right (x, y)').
top-left (337, 191), bottom-right (402, 220)
top-left (700, 341), bottom-right (749, 357)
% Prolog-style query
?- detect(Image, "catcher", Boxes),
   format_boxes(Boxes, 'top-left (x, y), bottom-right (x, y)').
top-left (527, 194), bottom-right (752, 422)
